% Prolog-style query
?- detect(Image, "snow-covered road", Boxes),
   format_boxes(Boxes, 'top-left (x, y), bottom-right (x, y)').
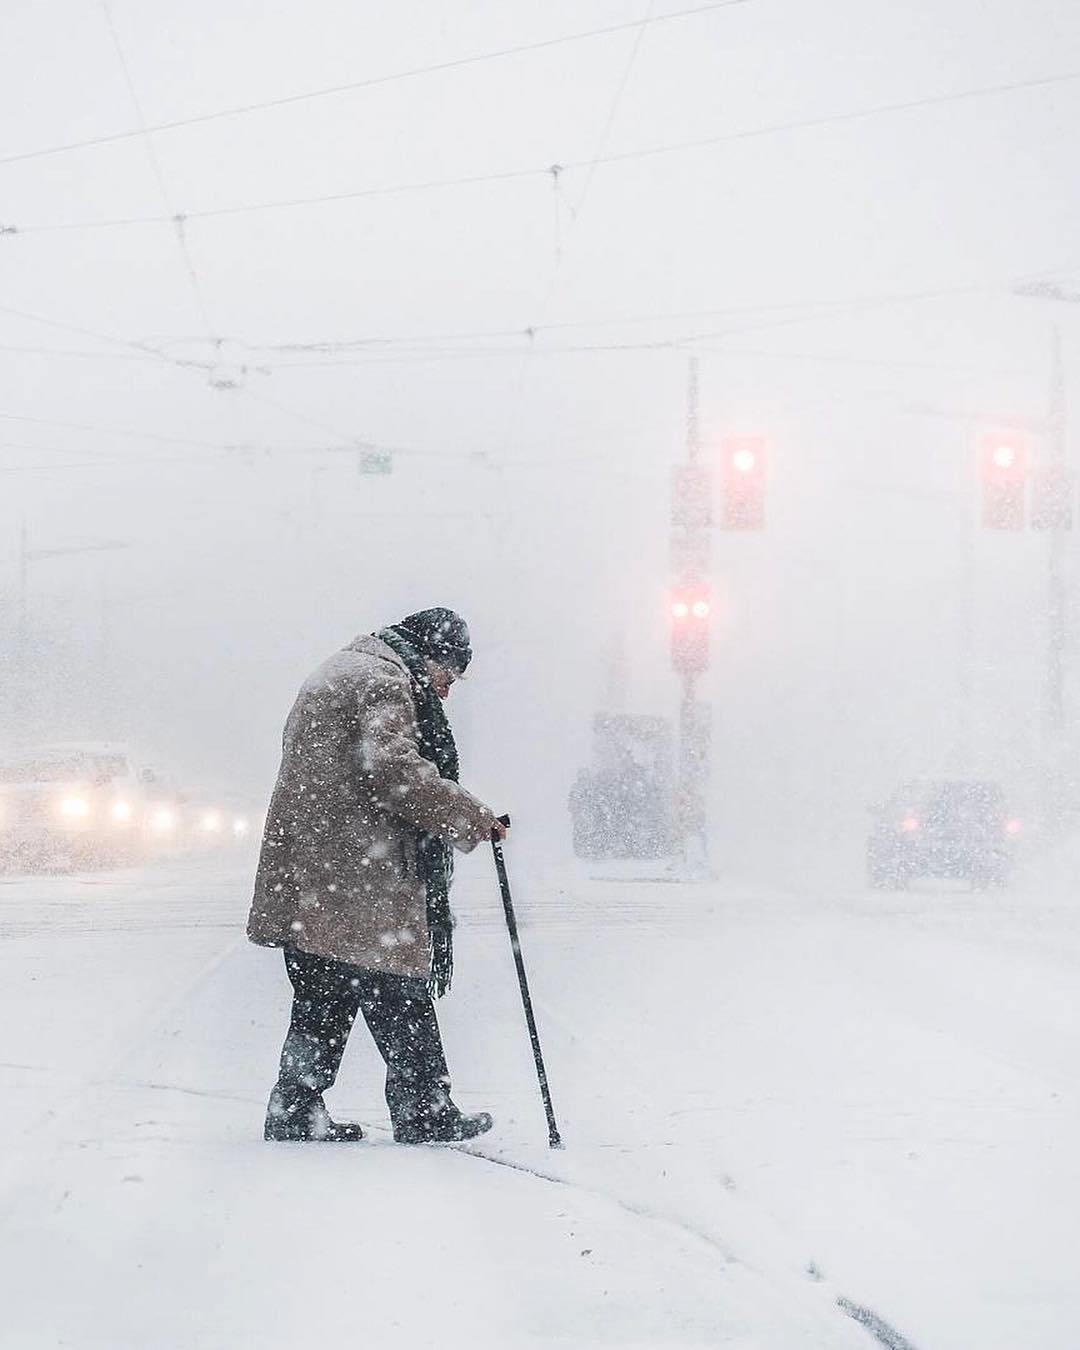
top-left (2, 849), bottom-right (1077, 1348)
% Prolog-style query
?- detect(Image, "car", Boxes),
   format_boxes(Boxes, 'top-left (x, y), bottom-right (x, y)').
top-left (182, 786), bottom-right (260, 848)
top-left (867, 780), bottom-right (1021, 890)
top-left (0, 742), bottom-right (145, 870)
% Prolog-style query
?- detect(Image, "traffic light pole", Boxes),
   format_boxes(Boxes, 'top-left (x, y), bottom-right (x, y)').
top-left (671, 359), bottom-right (711, 872)
top-left (676, 671), bottom-right (710, 869)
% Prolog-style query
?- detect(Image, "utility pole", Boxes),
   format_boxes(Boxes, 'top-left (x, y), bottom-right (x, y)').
top-left (1042, 328), bottom-right (1069, 831)
top-left (671, 358), bottom-right (712, 872)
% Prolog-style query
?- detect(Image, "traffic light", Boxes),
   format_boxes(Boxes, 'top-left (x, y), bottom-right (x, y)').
top-left (720, 436), bottom-right (766, 529)
top-left (980, 434), bottom-right (1027, 530)
top-left (670, 583), bottom-right (711, 675)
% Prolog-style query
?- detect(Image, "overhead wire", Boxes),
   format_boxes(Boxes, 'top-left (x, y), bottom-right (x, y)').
top-left (0, 2), bottom-right (750, 169)
top-left (212, 268), bottom-right (1076, 358)
top-left (98, 0), bottom-right (218, 341)
top-left (500, 0), bottom-right (657, 452)
top-left (234, 386), bottom-right (488, 462)
top-left (0, 343), bottom-right (163, 362)
top-left (5, 64), bottom-right (1080, 236)
top-left (0, 301), bottom-right (220, 379)
top-left (1, 21), bottom-right (1069, 475)
top-left (0, 260), bottom-right (1064, 377)
top-left (0, 302), bottom-right (175, 358)
top-left (231, 274), bottom-right (1062, 367)
top-left (3, 17), bottom-right (402, 469)
top-left (566, 0), bottom-right (657, 226)
top-left (581, 64), bottom-right (1080, 172)
top-left (246, 285), bottom-right (1005, 360)
top-left (0, 391), bottom-right (489, 469)
top-left (0, 409), bottom-right (247, 450)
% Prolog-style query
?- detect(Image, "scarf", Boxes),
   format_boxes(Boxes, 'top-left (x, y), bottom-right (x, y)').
top-left (376, 625), bottom-right (459, 997)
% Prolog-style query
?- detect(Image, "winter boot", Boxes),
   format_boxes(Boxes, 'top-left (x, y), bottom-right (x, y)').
top-left (392, 1104), bottom-right (493, 1145)
top-left (264, 1087), bottom-right (364, 1142)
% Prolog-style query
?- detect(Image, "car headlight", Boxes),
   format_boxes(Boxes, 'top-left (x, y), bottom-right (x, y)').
top-left (150, 806), bottom-right (177, 832)
top-left (59, 795), bottom-right (90, 819)
top-left (111, 800), bottom-right (133, 825)
top-left (232, 816), bottom-right (249, 836)
top-left (201, 810), bottom-right (223, 833)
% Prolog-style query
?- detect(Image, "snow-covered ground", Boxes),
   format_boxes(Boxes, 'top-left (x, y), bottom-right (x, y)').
top-left (2, 847), bottom-right (1078, 1348)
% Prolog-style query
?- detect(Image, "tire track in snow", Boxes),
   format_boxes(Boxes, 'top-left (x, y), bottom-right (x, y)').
top-left (488, 910), bottom-right (929, 1350)
top-left (837, 1298), bottom-right (923, 1350)
top-left (449, 1140), bottom-right (924, 1350)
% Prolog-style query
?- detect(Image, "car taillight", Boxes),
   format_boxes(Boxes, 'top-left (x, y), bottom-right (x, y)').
top-left (1005, 819), bottom-right (1022, 835)
top-left (899, 816), bottom-right (920, 833)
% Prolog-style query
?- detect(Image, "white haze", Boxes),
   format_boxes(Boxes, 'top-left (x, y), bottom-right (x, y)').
top-left (3, 0), bottom-right (1080, 871)
top-left (6, 6), bottom-right (1080, 1349)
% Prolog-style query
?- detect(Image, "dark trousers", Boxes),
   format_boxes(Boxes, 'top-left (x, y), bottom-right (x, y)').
top-left (275, 946), bottom-right (452, 1126)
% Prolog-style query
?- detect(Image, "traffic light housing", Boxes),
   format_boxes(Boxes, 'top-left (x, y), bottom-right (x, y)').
top-left (720, 436), bottom-right (767, 529)
top-left (670, 584), bottom-right (711, 675)
top-left (980, 434), bottom-right (1027, 530)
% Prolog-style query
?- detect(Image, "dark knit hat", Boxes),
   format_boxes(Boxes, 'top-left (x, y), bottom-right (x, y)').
top-left (394, 608), bottom-right (472, 673)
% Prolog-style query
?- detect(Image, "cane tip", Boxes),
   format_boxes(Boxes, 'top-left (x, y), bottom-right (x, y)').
top-left (549, 1134), bottom-right (564, 1150)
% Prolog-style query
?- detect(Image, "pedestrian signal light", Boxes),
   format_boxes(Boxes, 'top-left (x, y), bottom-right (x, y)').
top-left (721, 436), bottom-right (767, 529)
top-left (670, 585), bottom-right (711, 675)
top-left (980, 434), bottom-right (1027, 530)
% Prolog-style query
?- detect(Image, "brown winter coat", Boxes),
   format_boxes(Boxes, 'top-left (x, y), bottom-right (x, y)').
top-left (247, 634), bottom-right (495, 979)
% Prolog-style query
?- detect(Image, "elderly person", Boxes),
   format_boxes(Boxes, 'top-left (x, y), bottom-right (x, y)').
top-left (248, 608), bottom-right (506, 1143)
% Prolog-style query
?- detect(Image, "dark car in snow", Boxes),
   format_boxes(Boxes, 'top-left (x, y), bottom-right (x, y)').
top-left (867, 780), bottom-right (1021, 890)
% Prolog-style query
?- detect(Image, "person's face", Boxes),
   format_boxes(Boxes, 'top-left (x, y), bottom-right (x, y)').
top-left (425, 660), bottom-right (459, 700)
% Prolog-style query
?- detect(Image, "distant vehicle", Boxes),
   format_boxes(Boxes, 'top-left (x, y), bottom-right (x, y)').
top-left (183, 786), bottom-right (258, 848)
top-left (569, 714), bottom-right (674, 860)
top-left (0, 742), bottom-right (144, 870)
top-left (133, 764), bottom-right (192, 850)
top-left (867, 780), bottom-right (1021, 890)
top-left (0, 745), bottom-right (258, 872)
top-left (116, 767), bottom-right (258, 852)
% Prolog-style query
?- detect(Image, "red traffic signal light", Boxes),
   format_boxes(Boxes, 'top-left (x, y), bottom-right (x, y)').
top-left (981, 434), bottom-right (1027, 530)
top-left (720, 436), bottom-right (767, 530)
top-left (670, 585), bottom-right (710, 675)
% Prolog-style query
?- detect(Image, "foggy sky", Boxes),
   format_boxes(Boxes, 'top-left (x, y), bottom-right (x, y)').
top-left (2, 0), bottom-right (1079, 866)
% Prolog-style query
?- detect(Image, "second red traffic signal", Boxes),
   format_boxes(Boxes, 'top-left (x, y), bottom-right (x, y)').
top-left (980, 435), bottom-right (1027, 530)
top-left (720, 437), bottom-right (767, 530)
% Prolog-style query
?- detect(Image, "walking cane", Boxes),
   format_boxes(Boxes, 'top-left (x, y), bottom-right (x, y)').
top-left (491, 815), bottom-right (563, 1149)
